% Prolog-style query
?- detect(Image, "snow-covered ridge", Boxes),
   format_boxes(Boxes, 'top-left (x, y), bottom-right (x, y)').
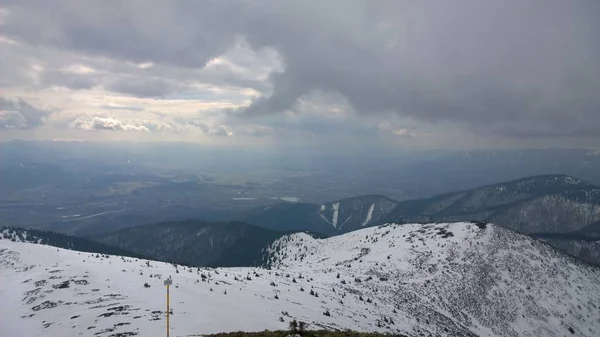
top-left (2, 222), bottom-right (600, 337)
top-left (267, 222), bottom-right (600, 337)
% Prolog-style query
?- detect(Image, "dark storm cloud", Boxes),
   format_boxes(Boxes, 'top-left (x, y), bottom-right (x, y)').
top-left (0, 97), bottom-right (52, 129)
top-left (1, 0), bottom-right (599, 140)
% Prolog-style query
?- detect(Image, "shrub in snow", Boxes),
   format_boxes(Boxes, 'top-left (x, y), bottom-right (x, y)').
top-left (143, 283), bottom-right (150, 288)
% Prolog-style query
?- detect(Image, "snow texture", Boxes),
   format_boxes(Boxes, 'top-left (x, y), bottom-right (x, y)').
top-left (2, 222), bottom-right (600, 337)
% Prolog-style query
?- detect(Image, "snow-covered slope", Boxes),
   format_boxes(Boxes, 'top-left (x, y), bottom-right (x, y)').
top-left (2, 222), bottom-right (600, 337)
top-left (267, 222), bottom-right (600, 337)
top-left (318, 195), bottom-right (398, 232)
top-left (1, 240), bottom-right (359, 337)
top-left (244, 195), bottom-right (398, 235)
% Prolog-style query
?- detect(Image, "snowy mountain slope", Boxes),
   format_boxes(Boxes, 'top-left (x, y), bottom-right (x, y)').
top-left (317, 195), bottom-right (398, 232)
top-left (386, 175), bottom-right (600, 223)
top-left (267, 222), bottom-right (600, 337)
top-left (243, 195), bottom-right (399, 235)
top-left (2, 222), bottom-right (599, 337)
top-left (1, 240), bottom-right (390, 337)
top-left (383, 175), bottom-right (600, 264)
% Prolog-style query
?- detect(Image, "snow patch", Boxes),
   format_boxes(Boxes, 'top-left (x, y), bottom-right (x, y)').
top-left (331, 202), bottom-right (339, 228)
top-left (361, 204), bottom-right (375, 227)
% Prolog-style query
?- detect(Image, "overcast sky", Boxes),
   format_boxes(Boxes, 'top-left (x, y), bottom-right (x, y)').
top-left (0, 0), bottom-right (598, 150)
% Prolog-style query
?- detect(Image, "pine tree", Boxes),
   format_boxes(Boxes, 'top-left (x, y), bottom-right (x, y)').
top-left (298, 321), bottom-right (307, 332)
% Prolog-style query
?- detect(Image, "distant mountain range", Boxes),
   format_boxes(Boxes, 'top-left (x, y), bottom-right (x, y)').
top-left (0, 227), bottom-right (143, 258)
top-left (241, 195), bottom-right (398, 235)
top-left (90, 220), bottom-right (312, 267)
top-left (384, 174), bottom-right (600, 231)
top-left (5, 174), bottom-right (599, 266)
top-left (240, 174), bottom-right (600, 264)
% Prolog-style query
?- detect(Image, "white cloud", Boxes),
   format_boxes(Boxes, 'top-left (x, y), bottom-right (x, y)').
top-left (137, 62), bottom-right (154, 69)
top-left (209, 125), bottom-right (234, 137)
top-left (69, 116), bottom-right (175, 132)
top-left (63, 64), bottom-right (96, 74)
top-left (379, 121), bottom-right (416, 137)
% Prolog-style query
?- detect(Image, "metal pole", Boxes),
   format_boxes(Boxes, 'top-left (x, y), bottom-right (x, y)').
top-left (166, 283), bottom-right (170, 337)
